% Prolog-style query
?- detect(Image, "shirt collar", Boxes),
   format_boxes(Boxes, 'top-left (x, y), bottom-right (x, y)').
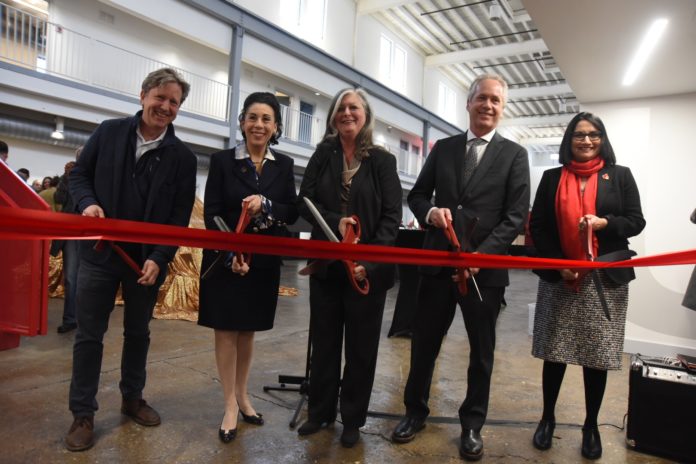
top-left (235, 142), bottom-right (275, 161)
top-left (467, 129), bottom-right (496, 144)
top-left (136, 125), bottom-right (167, 146)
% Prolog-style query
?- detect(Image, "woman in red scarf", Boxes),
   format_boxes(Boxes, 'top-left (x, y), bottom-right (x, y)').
top-left (528, 112), bottom-right (645, 460)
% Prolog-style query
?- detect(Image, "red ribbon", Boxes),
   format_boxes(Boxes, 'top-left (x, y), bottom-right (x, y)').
top-left (1, 206), bottom-right (695, 270)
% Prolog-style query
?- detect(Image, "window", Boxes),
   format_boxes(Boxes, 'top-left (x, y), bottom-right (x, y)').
top-left (279, 0), bottom-right (327, 44)
top-left (438, 82), bottom-right (457, 122)
top-left (379, 35), bottom-right (406, 93)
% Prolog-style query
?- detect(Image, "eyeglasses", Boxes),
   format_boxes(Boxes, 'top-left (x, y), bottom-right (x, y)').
top-left (572, 131), bottom-right (602, 141)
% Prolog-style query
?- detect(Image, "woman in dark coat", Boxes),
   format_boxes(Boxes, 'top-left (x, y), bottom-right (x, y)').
top-left (296, 88), bottom-right (402, 447)
top-left (529, 112), bottom-right (645, 459)
top-left (198, 92), bottom-right (298, 443)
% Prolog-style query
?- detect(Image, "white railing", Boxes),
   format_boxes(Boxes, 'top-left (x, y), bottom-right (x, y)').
top-left (382, 144), bottom-right (423, 177)
top-left (0, 2), bottom-right (231, 121)
top-left (238, 91), bottom-right (324, 146)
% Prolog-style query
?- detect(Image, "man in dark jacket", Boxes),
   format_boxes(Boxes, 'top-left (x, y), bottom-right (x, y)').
top-left (64, 68), bottom-right (197, 452)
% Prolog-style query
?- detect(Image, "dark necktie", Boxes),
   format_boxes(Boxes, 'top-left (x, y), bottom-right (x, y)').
top-left (463, 138), bottom-right (484, 186)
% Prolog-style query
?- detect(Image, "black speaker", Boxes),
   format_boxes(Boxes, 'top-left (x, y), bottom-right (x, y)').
top-left (627, 354), bottom-right (696, 463)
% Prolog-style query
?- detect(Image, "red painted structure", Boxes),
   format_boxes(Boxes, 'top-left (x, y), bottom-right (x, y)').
top-left (0, 162), bottom-right (49, 349)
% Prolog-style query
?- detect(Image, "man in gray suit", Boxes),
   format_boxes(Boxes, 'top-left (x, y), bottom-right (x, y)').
top-left (392, 74), bottom-right (530, 461)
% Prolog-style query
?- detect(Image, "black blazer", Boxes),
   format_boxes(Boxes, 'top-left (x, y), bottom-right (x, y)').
top-left (297, 140), bottom-right (403, 293)
top-left (408, 131), bottom-right (530, 286)
top-left (69, 112), bottom-right (197, 271)
top-left (202, 147), bottom-right (298, 268)
top-left (530, 164), bottom-right (646, 283)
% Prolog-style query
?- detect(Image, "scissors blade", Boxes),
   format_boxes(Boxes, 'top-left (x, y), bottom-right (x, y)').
top-left (213, 216), bottom-right (233, 233)
top-left (303, 197), bottom-right (340, 243)
top-left (458, 216), bottom-right (483, 302)
top-left (590, 270), bottom-right (612, 321)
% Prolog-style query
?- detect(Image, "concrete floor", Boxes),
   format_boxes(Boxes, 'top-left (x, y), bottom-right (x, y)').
top-left (0, 262), bottom-right (676, 463)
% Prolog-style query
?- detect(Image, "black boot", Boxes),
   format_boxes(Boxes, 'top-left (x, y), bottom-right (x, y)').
top-left (532, 419), bottom-right (555, 450)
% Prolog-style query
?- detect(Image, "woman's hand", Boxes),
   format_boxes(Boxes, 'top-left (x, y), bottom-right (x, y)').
top-left (353, 264), bottom-right (367, 282)
top-left (560, 268), bottom-right (579, 281)
top-left (242, 195), bottom-right (263, 217)
top-left (339, 217), bottom-right (359, 243)
top-left (579, 214), bottom-right (608, 231)
top-left (231, 255), bottom-right (250, 276)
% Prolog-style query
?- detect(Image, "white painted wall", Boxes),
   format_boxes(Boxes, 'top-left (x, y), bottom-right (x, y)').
top-left (423, 66), bottom-right (469, 128)
top-left (52, 0), bottom-right (229, 83)
top-left (233, 0), bottom-right (355, 64)
top-left (1, 137), bottom-right (76, 183)
top-left (355, 14), bottom-right (424, 104)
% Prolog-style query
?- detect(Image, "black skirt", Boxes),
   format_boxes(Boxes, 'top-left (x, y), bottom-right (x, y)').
top-left (198, 252), bottom-right (280, 331)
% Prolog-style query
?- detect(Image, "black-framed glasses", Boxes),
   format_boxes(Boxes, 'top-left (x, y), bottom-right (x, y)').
top-left (572, 131), bottom-right (602, 141)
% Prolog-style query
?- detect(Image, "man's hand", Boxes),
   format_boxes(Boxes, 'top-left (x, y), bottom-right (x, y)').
top-left (82, 204), bottom-right (105, 218)
top-left (429, 207), bottom-right (452, 229)
top-left (137, 259), bottom-right (160, 286)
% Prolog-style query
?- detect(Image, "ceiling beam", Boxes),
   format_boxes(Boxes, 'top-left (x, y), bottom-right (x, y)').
top-left (425, 38), bottom-right (547, 67)
top-left (507, 83), bottom-right (572, 99)
top-left (519, 136), bottom-right (563, 145)
top-left (356, 0), bottom-right (417, 15)
top-left (499, 114), bottom-right (573, 127)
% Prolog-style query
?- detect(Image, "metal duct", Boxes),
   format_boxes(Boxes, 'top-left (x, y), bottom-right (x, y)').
top-left (0, 115), bottom-right (92, 149)
top-left (0, 114), bottom-right (211, 169)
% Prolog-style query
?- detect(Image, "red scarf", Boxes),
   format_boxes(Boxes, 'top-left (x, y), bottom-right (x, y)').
top-left (555, 157), bottom-right (605, 287)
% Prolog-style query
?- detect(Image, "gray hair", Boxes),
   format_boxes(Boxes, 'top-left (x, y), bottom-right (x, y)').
top-left (322, 88), bottom-right (375, 159)
top-left (141, 67), bottom-right (190, 104)
top-left (467, 74), bottom-right (508, 107)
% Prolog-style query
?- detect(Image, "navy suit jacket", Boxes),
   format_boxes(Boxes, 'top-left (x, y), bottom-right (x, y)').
top-left (202, 146), bottom-right (298, 268)
top-left (69, 112), bottom-right (197, 271)
top-left (408, 131), bottom-right (530, 287)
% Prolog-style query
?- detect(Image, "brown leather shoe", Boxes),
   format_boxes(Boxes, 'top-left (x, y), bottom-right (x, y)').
top-left (65, 416), bottom-right (94, 452)
top-left (121, 399), bottom-right (161, 426)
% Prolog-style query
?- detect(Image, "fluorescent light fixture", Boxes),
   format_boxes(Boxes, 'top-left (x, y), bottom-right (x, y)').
top-left (549, 153), bottom-right (559, 160)
top-left (622, 18), bottom-right (668, 86)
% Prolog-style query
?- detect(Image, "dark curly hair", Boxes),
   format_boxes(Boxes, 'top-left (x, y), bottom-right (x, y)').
top-left (238, 92), bottom-right (283, 146)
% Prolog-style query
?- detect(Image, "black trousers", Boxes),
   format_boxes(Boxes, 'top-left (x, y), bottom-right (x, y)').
top-left (307, 266), bottom-right (387, 428)
top-left (404, 271), bottom-right (503, 430)
top-left (69, 254), bottom-right (160, 417)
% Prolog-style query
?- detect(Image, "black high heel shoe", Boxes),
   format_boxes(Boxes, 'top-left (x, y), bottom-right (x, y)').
top-left (218, 427), bottom-right (237, 443)
top-left (240, 410), bottom-right (264, 426)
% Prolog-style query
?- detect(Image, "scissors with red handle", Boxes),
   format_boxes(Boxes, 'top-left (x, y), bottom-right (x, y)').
top-left (443, 216), bottom-right (482, 301)
top-left (301, 197), bottom-right (369, 295)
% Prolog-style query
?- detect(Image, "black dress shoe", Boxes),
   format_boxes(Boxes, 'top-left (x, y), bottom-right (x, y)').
top-left (240, 411), bottom-right (264, 426)
top-left (391, 416), bottom-right (426, 443)
top-left (581, 426), bottom-right (602, 460)
top-left (460, 429), bottom-right (484, 461)
top-left (340, 426), bottom-right (360, 448)
top-left (297, 421), bottom-right (322, 436)
top-left (218, 427), bottom-right (237, 443)
top-left (57, 323), bottom-right (77, 334)
top-left (532, 419), bottom-right (555, 450)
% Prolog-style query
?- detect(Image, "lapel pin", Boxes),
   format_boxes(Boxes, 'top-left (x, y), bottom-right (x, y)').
top-left (602, 173), bottom-right (609, 180)
top-left (241, 167), bottom-right (248, 173)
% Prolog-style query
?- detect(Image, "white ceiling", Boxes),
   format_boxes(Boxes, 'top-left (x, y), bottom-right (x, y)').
top-left (524, 0), bottom-right (696, 103)
top-left (359, 0), bottom-right (696, 149)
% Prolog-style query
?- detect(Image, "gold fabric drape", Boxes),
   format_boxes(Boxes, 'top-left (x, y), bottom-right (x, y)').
top-left (48, 197), bottom-right (297, 322)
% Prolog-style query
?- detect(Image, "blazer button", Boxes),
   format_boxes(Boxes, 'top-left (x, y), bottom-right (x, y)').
top-left (457, 205), bottom-right (463, 210)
